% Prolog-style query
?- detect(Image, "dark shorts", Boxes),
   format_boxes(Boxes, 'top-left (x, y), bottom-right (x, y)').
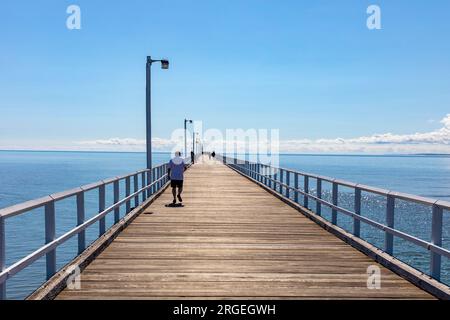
top-left (170, 180), bottom-right (183, 188)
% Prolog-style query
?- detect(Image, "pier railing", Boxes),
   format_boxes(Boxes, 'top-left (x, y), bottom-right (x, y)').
top-left (217, 154), bottom-right (450, 284)
top-left (0, 159), bottom-right (189, 300)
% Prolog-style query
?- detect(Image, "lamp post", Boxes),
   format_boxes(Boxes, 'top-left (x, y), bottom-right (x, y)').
top-left (184, 119), bottom-right (193, 159)
top-left (146, 56), bottom-right (169, 196)
top-left (192, 131), bottom-right (195, 156)
top-left (195, 133), bottom-right (200, 154)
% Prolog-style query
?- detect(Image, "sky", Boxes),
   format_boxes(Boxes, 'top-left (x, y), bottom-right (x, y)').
top-left (1, 0), bottom-right (450, 154)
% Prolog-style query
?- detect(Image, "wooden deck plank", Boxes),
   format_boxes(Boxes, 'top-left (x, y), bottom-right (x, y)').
top-left (57, 157), bottom-right (433, 300)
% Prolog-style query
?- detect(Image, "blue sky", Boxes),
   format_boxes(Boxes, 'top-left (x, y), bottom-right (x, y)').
top-left (1, 0), bottom-right (450, 153)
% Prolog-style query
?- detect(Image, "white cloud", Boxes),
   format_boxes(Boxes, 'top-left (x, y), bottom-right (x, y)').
top-left (76, 137), bottom-right (177, 151)
top-left (278, 114), bottom-right (450, 154)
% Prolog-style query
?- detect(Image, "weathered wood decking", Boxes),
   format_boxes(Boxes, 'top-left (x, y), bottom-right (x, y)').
top-left (57, 157), bottom-right (433, 299)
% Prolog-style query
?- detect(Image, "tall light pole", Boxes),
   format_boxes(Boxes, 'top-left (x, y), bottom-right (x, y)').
top-left (184, 119), bottom-right (193, 158)
top-left (192, 131), bottom-right (196, 156)
top-left (146, 56), bottom-right (169, 195)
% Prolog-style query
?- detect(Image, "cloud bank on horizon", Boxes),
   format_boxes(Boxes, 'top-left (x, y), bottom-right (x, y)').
top-left (74, 114), bottom-right (450, 154)
top-left (2, 115), bottom-right (450, 154)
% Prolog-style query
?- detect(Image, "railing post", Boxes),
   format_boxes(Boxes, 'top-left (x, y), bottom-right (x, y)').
top-left (304, 176), bottom-right (309, 209)
top-left (151, 167), bottom-right (157, 194)
top-left (76, 191), bottom-right (86, 254)
top-left (430, 204), bottom-right (443, 281)
top-left (272, 167), bottom-right (276, 190)
top-left (316, 178), bottom-right (322, 216)
top-left (146, 170), bottom-right (152, 198)
top-left (114, 180), bottom-right (120, 223)
top-left (332, 182), bottom-right (338, 225)
top-left (134, 174), bottom-right (139, 208)
top-left (45, 201), bottom-right (56, 280)
top-left (385, 194), bottom-right (395, 255)
top-left (99, 184), bottom-right (106, 236)
top-left (125, 176), bottom-right (131, 213)
top-left (294, 173), bottom-right (299, 203)
top-left (0, 216), bottom-right (6, 300)
top-left (285, 171), bottom-right (290, 199)
top-left (279, 169), bottom-right (284, 194)
top-left (141, 172), bottom-right (146, 202)
top-left (264, 166), bottom-right (268, 186)
top-left (353, 187), bottom-right (361, 237)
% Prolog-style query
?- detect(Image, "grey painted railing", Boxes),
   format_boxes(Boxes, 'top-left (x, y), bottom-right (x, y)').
top-left (0, 159), bottom-right (191, 300)
top-left (217, 154), bottom-right (450, 284)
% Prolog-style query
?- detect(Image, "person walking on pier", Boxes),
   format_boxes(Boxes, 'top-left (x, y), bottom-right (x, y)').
top-left (168, 151), bottom-right (186, 205)
top-left (190, 150), bottom-right (195, 164)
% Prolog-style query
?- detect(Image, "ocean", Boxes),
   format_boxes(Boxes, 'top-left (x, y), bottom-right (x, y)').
top-left (0, 151), bottom-right (449, 299)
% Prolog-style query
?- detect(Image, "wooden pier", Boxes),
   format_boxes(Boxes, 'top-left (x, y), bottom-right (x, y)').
top-left (52, 157), bottom-right (433, 300)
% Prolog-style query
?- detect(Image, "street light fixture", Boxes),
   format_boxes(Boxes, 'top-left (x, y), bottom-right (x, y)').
top-left (161, 59), bottom-right (170, 70)
top-left (146, 56), bottom-right (169, 196)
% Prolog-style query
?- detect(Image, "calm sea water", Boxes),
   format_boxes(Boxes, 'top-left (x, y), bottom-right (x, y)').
top-left (0, 151), bottom-right (449, 299)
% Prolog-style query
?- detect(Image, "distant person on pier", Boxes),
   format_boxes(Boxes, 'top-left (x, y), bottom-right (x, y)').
top-left (168, 151), bottom-right (186, 205)
top-left (190, 151), bottom-right (195, 164)
top-left (211, 151), bottom-right (216, 158)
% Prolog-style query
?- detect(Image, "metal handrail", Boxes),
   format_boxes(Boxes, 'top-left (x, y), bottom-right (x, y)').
top-left (217, 154), bottom-right (449, 284)
top-left (0, 158), bottom-right (192, 300)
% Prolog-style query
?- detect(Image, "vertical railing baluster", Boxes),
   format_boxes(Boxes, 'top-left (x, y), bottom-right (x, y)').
top-left (146, 170), bottom-right (152, 198)
top-left (0, 215), bottom-right (6, 300)
top-left (134, 174), bottom-right (139, 208)
top-left (141, 172), bottom-right (146, 202)
top-left (304, 176), bottom-right (309, 209)
top-left (332, 182), bottom-right (338, 225)
top-left (354, 187), bottom-right (361, 237)
top-left (162, 165), bottom-right (166, 184)
top-left (76, 191), bottom-right (86, 254)
top-left (114, 180), bottom-right (120, 223)
top-left (125, 176), bottom-right (131, 213)
top-left (155, 167), bottom-right (159, 191)
top-left (99, 184), bottom-right (106, 236)
top-left (294, 173), bottom-right (299, 203)
top-left (316, 178), bottom-right (322, 216)
top-left (385, 194), bottom-right (395, 255)
top-left (279, 169), bottom-right (283, 194)
top-left (286, 171), bottom-right (290, 199)
top-left (45, 201), bottom-right (56, 280)
top-left (273, 170), bottom-right (277, 191)
top-left (430, 204), bottom-right (443, 281)
top-left (152, 168), bottom-right (157, 194)
top-left (264, 166), bottom-right (268, 186)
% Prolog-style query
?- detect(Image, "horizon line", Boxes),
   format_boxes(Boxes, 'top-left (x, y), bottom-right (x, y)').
top-left (1, 149), bottom-right (449, 158)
